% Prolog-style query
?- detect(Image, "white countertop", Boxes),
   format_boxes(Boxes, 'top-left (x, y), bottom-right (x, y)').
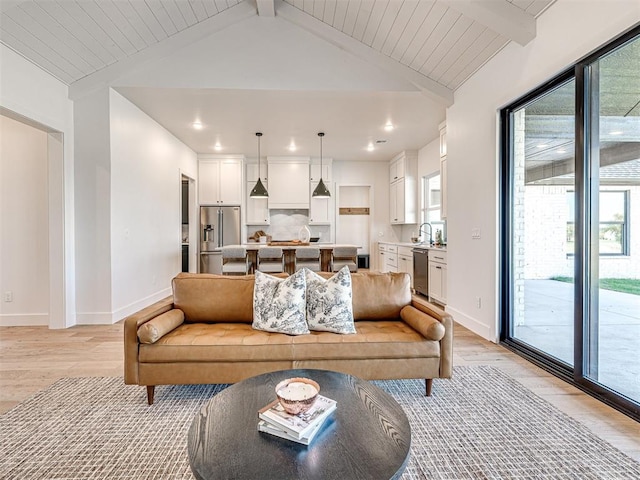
top-left (379, 241), bottom-right (447, 251)
top-left (237, 243), bottom-right (360, 250)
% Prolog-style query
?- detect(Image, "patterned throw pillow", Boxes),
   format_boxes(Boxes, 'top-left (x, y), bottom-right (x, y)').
top-left (252, 269), bottom-right (309, 335)
top-left (304, 266), bottom-right (356, 334)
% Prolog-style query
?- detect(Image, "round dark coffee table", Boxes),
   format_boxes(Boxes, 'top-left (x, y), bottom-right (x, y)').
top-left (187, 369), bottom-right (411, 480)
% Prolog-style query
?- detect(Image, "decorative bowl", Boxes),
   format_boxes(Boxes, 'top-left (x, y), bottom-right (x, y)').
top-left (275, 377), bottom-right (320, 415)
top-left (411, 237), bottom-right (421, 243)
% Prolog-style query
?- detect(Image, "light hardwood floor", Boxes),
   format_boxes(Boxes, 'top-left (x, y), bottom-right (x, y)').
top-left (1, 322), bottom-right (638, 461)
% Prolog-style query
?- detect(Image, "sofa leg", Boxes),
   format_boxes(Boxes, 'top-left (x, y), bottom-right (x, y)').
top-left (146, 385), bottom-right (155, 405)
top-left (425, 379), bottom-right (433, 396)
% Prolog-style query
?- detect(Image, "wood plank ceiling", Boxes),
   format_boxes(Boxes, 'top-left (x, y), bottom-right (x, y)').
top-left (0, 0), bottom-right (242, 84)
top-left (283, 0), bottom-right (551, 90)
top-left (1, 0), bottom-right (554, 90)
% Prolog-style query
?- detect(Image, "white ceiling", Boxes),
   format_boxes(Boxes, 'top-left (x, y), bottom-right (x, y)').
top-left (0, 0), bottom-right (555, 161)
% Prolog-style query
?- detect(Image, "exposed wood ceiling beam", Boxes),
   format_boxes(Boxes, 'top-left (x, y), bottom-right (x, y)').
top-left (256, 0), bottom-right (275, 17)
top-left (68, 1), bottom-right (255, 100)
top-left (440, 0), bottom-right (536, 47)
top-left (275, 0), bottom-right (453, 106)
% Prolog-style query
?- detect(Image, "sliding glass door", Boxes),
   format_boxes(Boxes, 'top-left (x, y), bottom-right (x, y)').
top-left (507, 79), bottom-right (576, 366)
top-left (501, 27), bottom-right (639, 418)
top-left (581, 36), bottom-right (640, 404)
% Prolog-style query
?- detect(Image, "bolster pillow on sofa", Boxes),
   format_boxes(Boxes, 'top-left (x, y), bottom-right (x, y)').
top-left (137, 309), bottom-right (185, 344)
top-left (400, 306), bottom-right (446, 341)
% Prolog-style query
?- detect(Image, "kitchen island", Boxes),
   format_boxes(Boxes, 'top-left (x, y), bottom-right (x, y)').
top-left (230, 243), bottom-right (360, 274)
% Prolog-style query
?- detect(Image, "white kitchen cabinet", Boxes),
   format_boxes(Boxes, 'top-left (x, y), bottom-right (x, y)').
top-left (390, 180), bottom-right (405, 223)
top-left (439, 122), bottom-right (447, 219)
top-left (397, 246), bottom-right (414, 287)
top-left (309, 158), bottom-right (333, 224)
top-left (246, 163), bottom-right (268, 183)
top-left (199, 156), bottom-right (243, 205)
top-left (428, 250), bottom-right (447, 305)
top-left (309, 162), bottom-right (331, 182)
top-left (267, 158), bottom-right (310, 209)
top-left (246, 181), bottom-right (270, 225)
top-left (389, 151), bottom-right (417, 224)
top-left (378, 243), bottom-right (398, 273)
top-left (389, 156), bottom-right (405, 182)
top-left (309, 181), bottom-right (333, 224)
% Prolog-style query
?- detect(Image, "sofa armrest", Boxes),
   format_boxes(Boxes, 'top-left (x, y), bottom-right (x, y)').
top-left (123, 296), bottom-right (174, 385)
top-left (410, 295), bottom-right (453, 379)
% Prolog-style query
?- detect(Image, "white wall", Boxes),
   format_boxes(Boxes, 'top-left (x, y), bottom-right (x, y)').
top-left (109, 90), bottom-right (197, 321)
top-left (446, 0), bottom-right (640, 341)
top-left (418, 138), bottom-right (440, 182)
top-left (0, 116), bottom-right (49, 325)
top-left (73, 90), bottom-right (113, 324)
top-left (116, 15), bottom-right (416, 92)
top-left (0, 43), bottom-right (75, 329)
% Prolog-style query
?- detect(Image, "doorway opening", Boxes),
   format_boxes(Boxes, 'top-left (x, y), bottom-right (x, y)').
top-left (181, 174), bottom-right (196, 273)
top-left (336, 185), bottom-right (372, 269)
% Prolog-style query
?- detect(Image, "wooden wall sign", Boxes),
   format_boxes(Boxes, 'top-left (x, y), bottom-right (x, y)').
top-left (339, 207), bottom-right (370, 215)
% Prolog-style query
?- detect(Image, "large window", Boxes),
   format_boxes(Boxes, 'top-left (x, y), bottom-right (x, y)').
top-left (566, 190), bottom-right (630, 255)
top-left (501, 27), bottom-right (640, 420)
top-left (421, 173), bottom-right (446, 242)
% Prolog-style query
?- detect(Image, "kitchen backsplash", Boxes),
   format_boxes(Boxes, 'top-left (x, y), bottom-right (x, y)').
top-left (247, 209), bottom-right (330, 242)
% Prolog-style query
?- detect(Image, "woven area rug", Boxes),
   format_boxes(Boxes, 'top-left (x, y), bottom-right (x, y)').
top-left (1, 366), bottom-right (639, 479)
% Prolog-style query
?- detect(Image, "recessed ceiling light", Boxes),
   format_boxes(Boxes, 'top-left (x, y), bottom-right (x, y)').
top-left (367, 143), bottom-right (375, 152)
top-left (384, 122), bottom-right (394, 132)
top-left (288, 141), bottom-right (297, 152)
top-left (192, 121), bottom-right (203, 130)
top-left (536, 144), bottom-right (548, 148)
top-left (609, 130), bottom-right (623, 135)
top-left (557, 148), bottom-right (566, 154)
top-left (214, 142), bottom-right (222, 151)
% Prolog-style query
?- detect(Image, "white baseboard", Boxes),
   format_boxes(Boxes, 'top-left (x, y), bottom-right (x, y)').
top-left (446, 306), bottom-right (497, 343)
top-left (0, 313), bottom-right (48, 327)
top-left (75, 288), bottom-right (172, 326)
top-left (75, 312), bottom-right (115, 325)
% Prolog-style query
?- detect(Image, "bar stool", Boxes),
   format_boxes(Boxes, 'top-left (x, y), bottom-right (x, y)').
top-left (331, 247), bottom-right (358, 272)
top-left (257, 247), bottom-right (285, 273)
top-left (221, 246), bottom-right (249, 275)
top-left (295, 247), bottom-right (321, 272)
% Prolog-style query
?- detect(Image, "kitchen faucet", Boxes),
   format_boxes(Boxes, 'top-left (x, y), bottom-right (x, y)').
top-left (419, 223), bottom-right (433, 245)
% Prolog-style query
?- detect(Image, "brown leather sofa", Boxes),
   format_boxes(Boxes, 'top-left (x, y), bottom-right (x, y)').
top-left (124, 271), bottom-right (453, 404)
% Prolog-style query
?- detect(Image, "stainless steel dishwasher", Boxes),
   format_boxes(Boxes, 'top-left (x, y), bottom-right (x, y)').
top-left (412, 247), bottom-right (429, 297)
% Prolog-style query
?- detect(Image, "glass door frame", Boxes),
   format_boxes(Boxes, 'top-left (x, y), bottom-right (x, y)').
top-left (500, 25), bottom-right (640, 421)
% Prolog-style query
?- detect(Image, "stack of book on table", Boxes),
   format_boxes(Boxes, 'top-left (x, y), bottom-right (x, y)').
top-left (258, 395), bottom-right (337, 445)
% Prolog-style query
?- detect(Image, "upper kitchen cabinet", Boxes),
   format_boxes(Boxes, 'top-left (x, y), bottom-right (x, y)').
top-left (309, 181), bottom-right (334, 224)
top-left (309, 162), bottom-right (331, 183)
top-left (246, 163), bottom-right (268, 183)
top-left (389, 151), bottom-right (417, 224)
top-left (246, 162), bottom-right (269, 225)
top-left (389, 157), bottom-right (405, 183)
top-left (199, 155), bottom-right (243, 205)
top-left (267, 157), bottom-right (310, 209)
top-left (439, 122), bottom-right (447, 219)
top-left (309, 157), bottom-right (333, 225)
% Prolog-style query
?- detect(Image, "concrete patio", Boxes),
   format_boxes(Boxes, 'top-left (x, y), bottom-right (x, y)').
top-left (515, 279), bottom-right (640, 403)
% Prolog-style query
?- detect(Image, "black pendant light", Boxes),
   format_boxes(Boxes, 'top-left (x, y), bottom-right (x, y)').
top-left (250, 132), bottom-right (268, 198)
top-left (312, 132), bottom-right (331, 198)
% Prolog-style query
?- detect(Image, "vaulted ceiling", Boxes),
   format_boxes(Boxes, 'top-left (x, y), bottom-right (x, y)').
top-left (1, 0), bottom-right (557, 159)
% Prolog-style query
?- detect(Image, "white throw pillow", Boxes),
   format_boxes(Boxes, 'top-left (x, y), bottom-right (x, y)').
top-left (252, 269), bottom-right (309, 335)
top-left (304, 266), bottom-right (356, 334)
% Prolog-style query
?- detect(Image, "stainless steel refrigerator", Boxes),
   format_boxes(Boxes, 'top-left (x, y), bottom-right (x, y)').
top-left (200, 206), bottom-right (241, 274)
